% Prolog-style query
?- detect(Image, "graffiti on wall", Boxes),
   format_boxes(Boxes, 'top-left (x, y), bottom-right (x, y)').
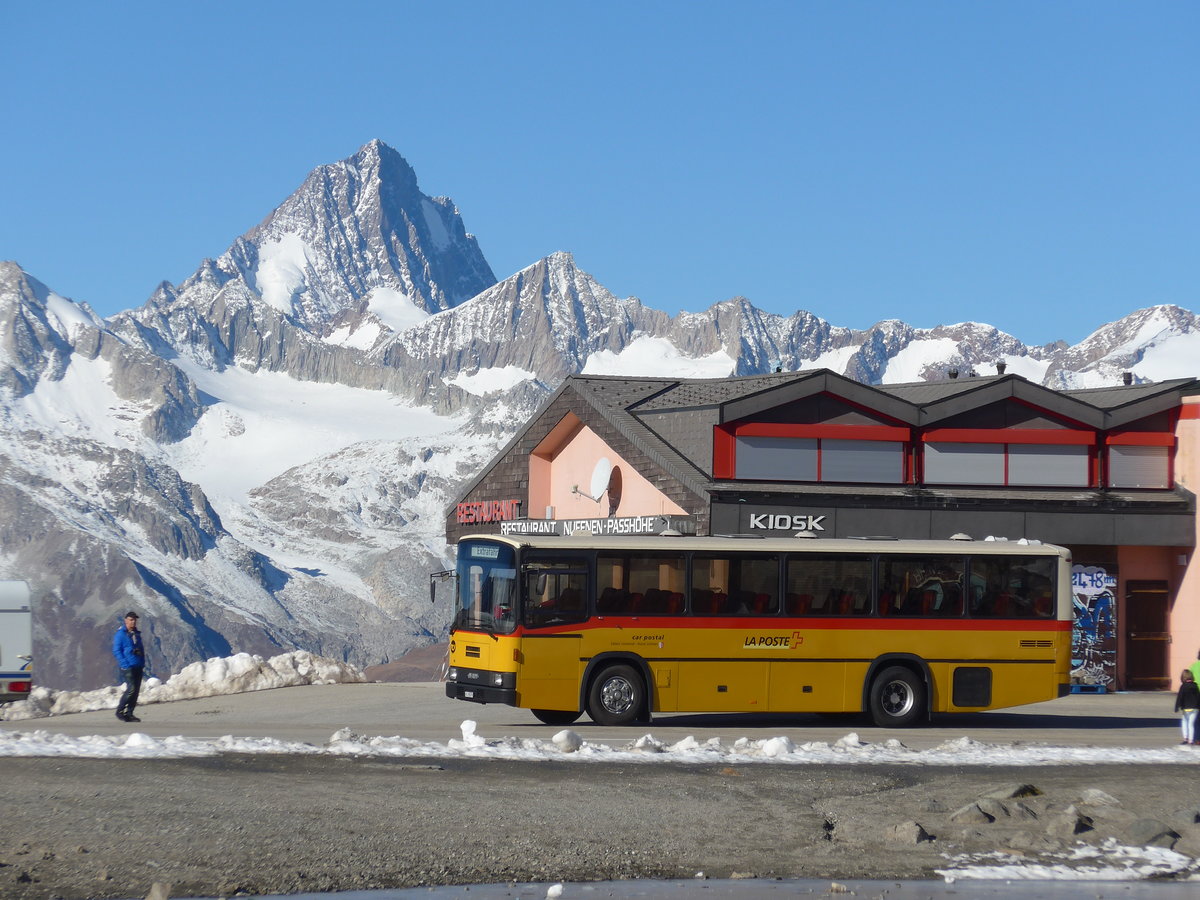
top-left (1071, 564), bottom-right (1117, 688)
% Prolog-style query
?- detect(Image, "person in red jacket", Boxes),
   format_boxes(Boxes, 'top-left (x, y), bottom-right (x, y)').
top-left (111, 611), bottom-right (146, 723)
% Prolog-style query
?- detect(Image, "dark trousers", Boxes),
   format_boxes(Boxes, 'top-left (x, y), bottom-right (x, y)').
top-left (117, 667), bottom-right (144, 716)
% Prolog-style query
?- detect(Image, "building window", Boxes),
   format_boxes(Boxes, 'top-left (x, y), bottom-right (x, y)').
top-left (1108, 444), bottom-right (1170, 489)
top-left (1008, 444), bottom-right (1089, 487)
top-left (734, 436), bottom-right (817, 481)
top-left (734, 436), bottom-right (903, 483)
top-left (925, 443), bottom-right (1005, 485)
top-left (821, 439), bottom-right (904, 482)
top-left (925, 441), bottom-right (1090, 487)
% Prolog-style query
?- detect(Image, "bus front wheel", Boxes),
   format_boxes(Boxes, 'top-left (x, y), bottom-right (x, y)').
top-left (532, 709), bottom-right (582, 726)
top-left (587, 664), bottom-right (644, 726)
top-left (868, 665), bottom-right (925, 728)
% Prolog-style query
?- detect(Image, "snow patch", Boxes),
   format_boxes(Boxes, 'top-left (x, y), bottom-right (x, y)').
top-left (254, 233), bottom-right (312, 313)
top-left (44, 291), bottom-right (99, 336)
top-left (165, 359), bottom-right (461, 503)
top-left (10, 354), bottom-right (145, 446)
top-left (1132, 331), bottom-right (1200, 382)
top-left (325, 320), bottom-right (383, 350)
top-left (939, 840), bottom-right (1198, 881)
top-left (582, 336), bottom-right (735, 378)
top-left (804, 344), bottom-right (859, 374)
top-left (446, 366), bottom-right (537, 395)
top-left (421, 198), bottom-right (452, 250)
top-left (996, 354), bottom-right (1050, 381)
top-left (367, 286), bottom-right (429, 332)
top-left (881, 338), bottom-right (961, 384)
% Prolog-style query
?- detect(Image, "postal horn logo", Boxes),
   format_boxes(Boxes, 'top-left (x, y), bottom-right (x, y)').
top-left (743, 631), bottom-right (805, 649)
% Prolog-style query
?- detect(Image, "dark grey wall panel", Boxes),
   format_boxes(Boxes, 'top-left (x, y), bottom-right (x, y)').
top-left (1026, 512), bottom-right (1118, 546)
top-left (929, 511), bottom-right (1028, 542)
top-left (1113, 513), bottom-right (1194, 546)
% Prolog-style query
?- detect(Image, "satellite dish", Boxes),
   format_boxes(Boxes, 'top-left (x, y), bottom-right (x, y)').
top-left (589, 457), bottom-right (613, 501)
top-left (606, 466), bottom-right (623, 516)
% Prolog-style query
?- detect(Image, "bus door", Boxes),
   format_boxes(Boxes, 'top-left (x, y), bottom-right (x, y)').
top-left (518, 556), bottom-right (589, 711)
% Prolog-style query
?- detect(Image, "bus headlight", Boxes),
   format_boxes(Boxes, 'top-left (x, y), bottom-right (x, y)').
top-left (447, 667), bottom-right (458, 681)
top-left (493, 673), bottom-right (505, 686)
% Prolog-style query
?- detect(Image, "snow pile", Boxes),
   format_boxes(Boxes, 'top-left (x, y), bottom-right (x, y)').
top-left (938, 840), bottom-right (1199, 881)
top-left (322, 724), bottom-right (1197, 767)
top-left (0, 651), bottom-right (364, 721)
top-left (3, 713), bottom-right (1200, 769)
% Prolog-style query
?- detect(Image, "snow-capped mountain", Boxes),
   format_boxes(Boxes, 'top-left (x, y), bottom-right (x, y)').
top-left (1, 140), bottom-right (1196, 689)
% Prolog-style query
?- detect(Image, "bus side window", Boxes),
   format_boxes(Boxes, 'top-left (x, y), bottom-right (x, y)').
top-left (691, 556), bottom-right (728, 617)
top-left (598, 553), bottom-right (685, 616)
top-left (885, 556), bottom-right (963, 617)
top-left (693, 555), bottom-right (779, 616)
top-left (523, 563), bottom-right (588, 628)
top-left (968, 557), bottom-right (1055, 619)
top-left (789, 555), bottom-right (871, 617)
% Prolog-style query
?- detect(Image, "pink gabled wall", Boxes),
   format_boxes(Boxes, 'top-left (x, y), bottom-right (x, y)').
top-left (530, 418), bottom-right (687, 520)
top-left (1171, 397), bottom-right (1200, 678)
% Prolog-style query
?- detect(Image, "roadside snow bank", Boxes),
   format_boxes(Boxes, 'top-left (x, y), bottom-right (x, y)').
top-left (0, 651), bottom-right (365, 721)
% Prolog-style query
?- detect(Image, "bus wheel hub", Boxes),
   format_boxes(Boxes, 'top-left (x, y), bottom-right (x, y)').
top-left (601, 677), bottom-right (634, 713)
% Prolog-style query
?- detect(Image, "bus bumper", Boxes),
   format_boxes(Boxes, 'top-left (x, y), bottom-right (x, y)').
top-left (445, 682), bottom-right (516, 705)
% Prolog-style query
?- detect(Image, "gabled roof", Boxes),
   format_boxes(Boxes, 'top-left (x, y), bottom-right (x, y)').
top-left (449, 370), bottom-right (1200, 511)
top-left (882, 374), bottom-right (1107, 428)
top-left (569, 377), bottom-right (713, 497)
top-left (1063, 378), bottom-right (1198, 428)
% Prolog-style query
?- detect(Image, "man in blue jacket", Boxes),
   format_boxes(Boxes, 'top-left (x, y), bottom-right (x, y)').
top-left (112, 611), bottom-right (146, 722)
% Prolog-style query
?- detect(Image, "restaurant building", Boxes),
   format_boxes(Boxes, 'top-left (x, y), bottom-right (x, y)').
top-left (447, 370), bottom-right (1200, 691)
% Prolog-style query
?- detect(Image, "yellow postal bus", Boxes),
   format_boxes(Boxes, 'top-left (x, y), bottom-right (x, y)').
top-left (437, 533), bottom-right (1071, 727)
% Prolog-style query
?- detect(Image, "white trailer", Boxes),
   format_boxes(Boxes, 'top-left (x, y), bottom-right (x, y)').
top-left (0, 581), bottom-right (32, 703)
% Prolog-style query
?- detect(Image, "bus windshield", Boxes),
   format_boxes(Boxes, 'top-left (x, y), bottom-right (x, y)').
top-left (454, 540), bottom-right (518, 634)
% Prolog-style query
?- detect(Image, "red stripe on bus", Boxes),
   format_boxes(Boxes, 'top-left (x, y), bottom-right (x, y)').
top-left (509, 617), bottom-right (1070, 636)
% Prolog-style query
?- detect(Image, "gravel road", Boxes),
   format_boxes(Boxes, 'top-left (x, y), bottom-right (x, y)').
top-left (2, 755), bottom-right (1198, 900)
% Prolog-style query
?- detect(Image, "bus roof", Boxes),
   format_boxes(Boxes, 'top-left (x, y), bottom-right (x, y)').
top-left (460, 533), bottom-right (1071, 559)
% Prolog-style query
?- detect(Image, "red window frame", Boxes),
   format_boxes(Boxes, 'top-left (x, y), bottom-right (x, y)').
top-left (1102, 430), bottom-right (1176, 489)
top-left (714, 422), bottom-right (911, 482)
top-left (919, 428), bottom-right (1098, 487)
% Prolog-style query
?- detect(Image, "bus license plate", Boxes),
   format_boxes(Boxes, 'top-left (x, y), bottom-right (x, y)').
top-left (463, 690), bottom-right (475, 698)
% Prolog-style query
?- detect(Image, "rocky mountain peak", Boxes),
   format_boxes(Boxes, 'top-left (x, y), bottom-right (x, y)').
top-left (127, 141), bottom-right (495, 340)
top-left (0, 262), bottom-right (103, 396)
top-left (348, 138), bottom-right (421, 202)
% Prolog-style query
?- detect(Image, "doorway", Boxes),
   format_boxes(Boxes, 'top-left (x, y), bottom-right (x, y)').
top-left (1125, 580), bottom-right (1171, 690)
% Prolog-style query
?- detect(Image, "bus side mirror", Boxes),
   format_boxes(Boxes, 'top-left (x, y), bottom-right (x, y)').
top-left (429, 570), bottom-right (454, 604)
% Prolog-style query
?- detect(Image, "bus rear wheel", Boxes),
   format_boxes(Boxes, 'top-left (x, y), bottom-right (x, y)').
top-left (587, 664), bottom-right (644, 726)
top-left (532, 709), bottom-right (582, 726)
top-left (868, 665), bottom-right (925, 728)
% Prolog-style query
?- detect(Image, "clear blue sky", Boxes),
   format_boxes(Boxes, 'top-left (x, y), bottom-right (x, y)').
top-left (2, 2), bottom-right (1195, 345)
